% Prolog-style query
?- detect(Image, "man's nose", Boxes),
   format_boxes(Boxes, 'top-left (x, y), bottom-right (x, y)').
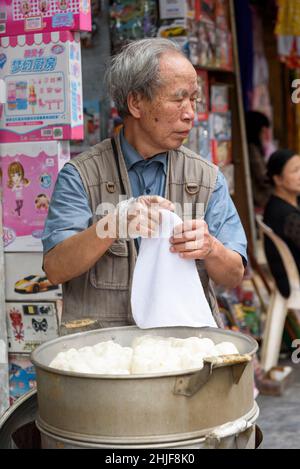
top-left (181, 101), bottom-right (195, 121)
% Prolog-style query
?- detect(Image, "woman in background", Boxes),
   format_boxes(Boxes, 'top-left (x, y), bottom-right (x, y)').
top-left (264, 149), bottom-right (300, 298)
top-left (246, 111), bottom-right (273, 210)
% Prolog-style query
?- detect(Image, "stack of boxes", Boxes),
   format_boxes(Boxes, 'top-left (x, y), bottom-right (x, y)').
top-left (0, 0), bottom-right (91, 405)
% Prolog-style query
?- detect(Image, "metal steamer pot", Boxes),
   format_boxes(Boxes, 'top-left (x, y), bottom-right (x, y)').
top-left (31, 326), bottom-right (259, 448)
top-left (0, 391), bottom-right (262, 449)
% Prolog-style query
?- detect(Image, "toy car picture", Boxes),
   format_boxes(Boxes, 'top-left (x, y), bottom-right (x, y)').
top-left (14, 275), bottom-right (59, 294)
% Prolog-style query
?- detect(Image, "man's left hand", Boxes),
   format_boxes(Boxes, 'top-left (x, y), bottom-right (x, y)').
top-left (169, 219), bottom-right (216, 260)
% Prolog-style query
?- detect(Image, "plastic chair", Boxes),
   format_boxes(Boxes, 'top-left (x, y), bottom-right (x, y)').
top-left (256, 215), bottom-right (300, 372)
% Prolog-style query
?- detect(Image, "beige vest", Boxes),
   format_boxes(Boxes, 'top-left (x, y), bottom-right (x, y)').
top-left (63, 133), bottom-right (223, 329)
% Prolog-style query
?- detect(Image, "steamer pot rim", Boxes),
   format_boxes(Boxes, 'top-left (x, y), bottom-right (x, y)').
top-left (31, 325), bottom-right (258, 380)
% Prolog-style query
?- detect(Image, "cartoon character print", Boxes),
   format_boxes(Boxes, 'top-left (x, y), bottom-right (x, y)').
top-left (7, 162), bottom-right (30, 217)
top-left (9, 309), bottom-right (24, 343)
top-left (20, 0), bottom-right (31, 16)
top-left (39, 0), bottom-right (49, 13)
top-left (35, 193), bottom-right (50, 212)
top-left (57, 0), bottom-right (69, 11)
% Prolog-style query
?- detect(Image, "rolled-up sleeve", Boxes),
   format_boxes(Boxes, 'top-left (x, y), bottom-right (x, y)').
top-left (42, 163), bottom-right (93, 254)
top-left (205, 171), bottom-right (248, 264)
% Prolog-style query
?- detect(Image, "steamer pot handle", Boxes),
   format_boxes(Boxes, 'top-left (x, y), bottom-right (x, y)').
top-left (204, 419), bottom-right (252, 449)
top-left (173, 354), bottom-right (252, 397)
top-left (204, 354), bottom-right (252, 368)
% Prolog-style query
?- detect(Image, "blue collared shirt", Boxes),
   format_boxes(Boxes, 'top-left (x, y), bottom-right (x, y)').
top-left (120, 129), bottom-right (167, 198)
top-left (42, 136), bottom-right (248, 264)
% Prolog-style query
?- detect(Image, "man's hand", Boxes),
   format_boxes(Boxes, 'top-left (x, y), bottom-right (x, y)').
top-left (169, 219), bottom-right (216, 260)
top-left (125, 195), bottom-right (174, 239)
top-left (96, 195), bottom-right (174, 240)
top-left (170, 218), bottom-right (245, 288)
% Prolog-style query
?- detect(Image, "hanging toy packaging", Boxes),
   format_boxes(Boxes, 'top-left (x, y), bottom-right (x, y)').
top-left (0, 31), bottom-right (83, 142)
top-left (110, 0), bottom-right (158, 53)
top-left (0, 0), bottom-right (91, 37)
top-left (1, 141), bottom-right (70, 252)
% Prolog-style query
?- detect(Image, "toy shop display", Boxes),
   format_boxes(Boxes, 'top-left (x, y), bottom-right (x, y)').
top-left (110, 0), bottom-right (158, 53)
top-left (215, 275), bottom-right (263, 340)
top-left (196, 69), bottom-right (209, 120)
top-left (1, 141), bottom-right (70, 252)
top-left (5, 252), bottom-right (62, 301)
top-left (209, 83), bottom-right (232, 168)
top-left (158, 0), bottom-right (188, 20)
top-left (8, 353), bottom-right (36, 404)
top-left (157, 18), bottom-right (189, 54)
top-left (198, 119), bottom-right (211, 161)
top-left (211, 84), bottom-right (229, 112)
top-left (211, 139), bottom-right (232, 167)
top-left (210, 111), bottom-right (232, 166)
top-left (194, 70), bottom-right (211, 160)
top-left (0, 31), bottom-right (83, 142)
top-left (0, 0), bottom-right (92, 37)
top-left (210, 108), bottom-right (231, 136)
top-left (6, 301), bottom-right (59, 353)
top-left (186, 0), bottom-right (233, 70)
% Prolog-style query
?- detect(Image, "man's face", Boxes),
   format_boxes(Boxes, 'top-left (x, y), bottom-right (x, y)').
top-left (137, 53), bottom-right (198, 154)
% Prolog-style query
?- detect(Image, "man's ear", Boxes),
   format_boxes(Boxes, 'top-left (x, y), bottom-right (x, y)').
top-left (127, 91), bottom-right (143, 119)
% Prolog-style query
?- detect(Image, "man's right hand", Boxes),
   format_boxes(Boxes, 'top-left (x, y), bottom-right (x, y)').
top-left (96, 196), bottom-right (174, 240)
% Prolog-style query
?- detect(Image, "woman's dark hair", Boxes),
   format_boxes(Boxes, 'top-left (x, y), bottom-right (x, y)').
top-left (245, 111), bottom-right (270, 152)
top-left (267, 149), bottom-right (296, 186)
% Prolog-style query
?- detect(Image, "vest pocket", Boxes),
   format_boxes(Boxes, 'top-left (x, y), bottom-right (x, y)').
top-left (89, 240), bottom-right (129, 290)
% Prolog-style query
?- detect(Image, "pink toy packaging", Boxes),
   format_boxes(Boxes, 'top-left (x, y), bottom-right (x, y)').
top-left (0, 31), bottom-right (83, 142)
top-left (1, 141), bottom-right (70, 251)
top-left (0, 0), bottom-right (91, 37)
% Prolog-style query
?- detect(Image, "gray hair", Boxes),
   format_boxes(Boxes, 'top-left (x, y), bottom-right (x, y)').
top-left (106, 38), bottom-right (184, 118)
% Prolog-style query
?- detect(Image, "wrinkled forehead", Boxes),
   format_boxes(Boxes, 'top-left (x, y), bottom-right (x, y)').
top-left (158, 53), bottom-right (197, 87)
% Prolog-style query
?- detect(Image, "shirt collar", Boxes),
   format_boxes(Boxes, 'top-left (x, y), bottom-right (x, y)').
top-left (120, 128), bottom-right (167, 174)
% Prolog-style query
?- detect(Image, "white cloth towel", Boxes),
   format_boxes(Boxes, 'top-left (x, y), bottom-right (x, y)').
top-left (131, 210), bottom-right (218, 329)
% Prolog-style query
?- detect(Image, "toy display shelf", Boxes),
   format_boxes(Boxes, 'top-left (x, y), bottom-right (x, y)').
top-left (195, 0), bottom-right (255, 252)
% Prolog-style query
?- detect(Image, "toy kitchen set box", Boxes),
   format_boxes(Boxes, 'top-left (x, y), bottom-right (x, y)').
top-left (0, 31), bottom-right (83, 142)
top-left (0, 0), bottom-right (91, 36)
top-left (1, 140), bottom-right (70, 252)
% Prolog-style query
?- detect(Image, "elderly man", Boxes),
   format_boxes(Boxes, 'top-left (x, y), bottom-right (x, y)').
top-left (43, 38), bottom-right (247, 330)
